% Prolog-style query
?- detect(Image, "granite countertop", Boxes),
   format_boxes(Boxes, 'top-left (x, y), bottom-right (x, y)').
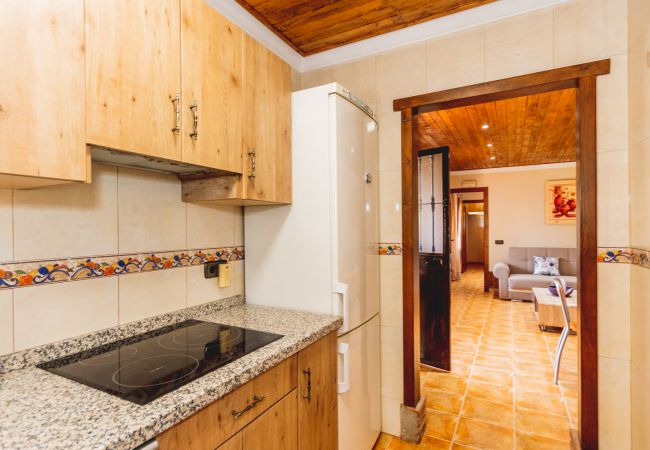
top-left (0, 303), bottom-right (342, 450)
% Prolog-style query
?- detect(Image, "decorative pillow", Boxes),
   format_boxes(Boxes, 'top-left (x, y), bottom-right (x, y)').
top-left (533, 256), bottom-right (560, 276)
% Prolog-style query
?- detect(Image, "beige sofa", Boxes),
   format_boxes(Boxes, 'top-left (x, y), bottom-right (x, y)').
top-left (493, 247), bottom-right (577, 300)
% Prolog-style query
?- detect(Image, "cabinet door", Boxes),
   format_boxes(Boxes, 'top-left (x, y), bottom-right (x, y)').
top-left (217, 433), bottom-right (242, 450)
top-left (242, 35), bottom-right (292, 203)
top-left (0, 0), bottom-right (87, 188)
top-left (243, 390), bottom-right (298, 450)
top-left (181, 0), bottom-right (243, 173)
top-left (86, 0), bottom-right (181, 161)
top-left (297, 332), bottom-right (338, 450)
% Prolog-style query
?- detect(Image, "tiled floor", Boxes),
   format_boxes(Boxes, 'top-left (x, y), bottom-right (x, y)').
top-left (374, 265), bottom-right (578, 450)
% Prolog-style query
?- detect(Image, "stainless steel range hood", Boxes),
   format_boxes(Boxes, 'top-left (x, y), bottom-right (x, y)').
top-left (91, 146), bottom-right (231, 177)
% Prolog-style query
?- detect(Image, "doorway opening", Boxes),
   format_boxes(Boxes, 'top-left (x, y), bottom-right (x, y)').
top-left (394, 60), bottom-right (610, 450)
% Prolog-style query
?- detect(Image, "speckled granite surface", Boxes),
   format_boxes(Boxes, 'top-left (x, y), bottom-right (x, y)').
top-left (0, 303), bottom-right (342, 450)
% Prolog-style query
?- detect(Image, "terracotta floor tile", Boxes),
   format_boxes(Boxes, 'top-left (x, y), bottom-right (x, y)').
top-left (422, 387), bottom-right (464, 414)
top-left (424, 409), bottom-right (459, 440)
top-left (514, 377), bottom-right (561, 396)
top-left (451, 362), bottom-right (472, 378)
top-left (470, 366), bottom-right (513, 386)
top-left (454, 417), bottom-right (514, 450)
top-left (467, 380), bottom-right (513, 404)
top-left (452, 352), bottom-right (476, 366)
top-left (419, 436), bottom-right (454, 450)
top-left (461, 396), bottom-right (514, 428)
top-left (422, 371), bottom-right (468, 395)
top-left (515, 408), bottom-right (571, 442)
top-left (514, 361), bottom-right (555, 379)
top-left (473, 354), bottom-right (513, 371)
top-left (515, 390), bottom-right (567, 416)
top-left (515, 432), bottom-right (572, 450)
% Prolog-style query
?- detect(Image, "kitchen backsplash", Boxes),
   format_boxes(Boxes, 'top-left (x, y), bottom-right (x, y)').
top-left (0, 164), bottom-right (244, 356)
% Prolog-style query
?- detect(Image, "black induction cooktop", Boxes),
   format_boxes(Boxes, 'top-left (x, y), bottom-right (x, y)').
top-left (38, 320), bottom-right (283, 405)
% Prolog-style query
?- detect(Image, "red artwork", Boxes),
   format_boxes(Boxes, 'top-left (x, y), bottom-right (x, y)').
top-left (545, 179), bottom-right (577, 224)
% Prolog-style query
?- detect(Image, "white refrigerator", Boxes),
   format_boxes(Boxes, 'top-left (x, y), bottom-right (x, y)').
top-left (244, 83), bottom-right (381, 450)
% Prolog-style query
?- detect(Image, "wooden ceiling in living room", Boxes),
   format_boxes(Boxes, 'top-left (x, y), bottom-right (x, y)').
top-left (414, 88), bottom-right (577, 171)
top-left (233, 0), bottom-right (495, 55)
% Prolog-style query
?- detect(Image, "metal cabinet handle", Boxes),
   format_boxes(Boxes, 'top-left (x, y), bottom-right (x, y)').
top-left (231, 395), bottom-right (265, 419)
top-left (171, 93), bottom-right (180, 134)
top-left (303, 368), bottom-right (312, 401)
top-left (189, 101), bottom-right (198, 140)
top-left (248, 148), bottom-right (256, 180)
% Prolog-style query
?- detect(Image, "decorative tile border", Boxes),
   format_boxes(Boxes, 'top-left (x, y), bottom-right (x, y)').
top-left (379, 243), bottom-right (403, 255)
top-left (597, 247), bottom-right (649, 269)
top-left (0, 247), bottom-right (244, 290)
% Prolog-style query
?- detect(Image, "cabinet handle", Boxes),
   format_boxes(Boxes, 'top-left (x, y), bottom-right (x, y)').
top-left (171, 93), bottom-right (180, 134)
top-left (189, 100), bottom-right (198, 140)
top-left (303, 368), bottom-right (312, 401)
top-left (248, 148), bottom-right (256, 180)
top-left (231, 395), bottom-right (265, 419)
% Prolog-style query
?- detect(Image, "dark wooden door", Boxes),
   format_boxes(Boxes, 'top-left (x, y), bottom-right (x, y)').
top-left (418, 147), bottom-right (450, 370)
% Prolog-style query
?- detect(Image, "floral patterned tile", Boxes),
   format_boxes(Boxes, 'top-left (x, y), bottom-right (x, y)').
top-left (379, 243), bottom-right (403, 255)
top-left (0, 247), bottom-right (244, 289)
top-left (631, 247), bottom-right (650, 269)
top-left (597, 247), bottom-right (632, 263)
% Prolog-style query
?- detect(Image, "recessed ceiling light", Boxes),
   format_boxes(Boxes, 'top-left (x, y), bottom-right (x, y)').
top-left (486, 143), bottom-right (493, 148)
top-left (490, 156), bottom-right (496, 160)
top-left (481, 124), bottom-right (489, 129)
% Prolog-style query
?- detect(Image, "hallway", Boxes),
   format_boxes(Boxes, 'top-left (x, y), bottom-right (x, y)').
top-left (374, 266), bottom-right (578, 449)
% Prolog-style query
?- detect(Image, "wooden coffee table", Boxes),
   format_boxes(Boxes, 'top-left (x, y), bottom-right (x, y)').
top-left (532, 287), bottom-right (577, 331)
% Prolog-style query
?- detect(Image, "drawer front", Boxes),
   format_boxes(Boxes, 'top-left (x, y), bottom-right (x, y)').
top-left (157, 355), bottom-right (297, 450)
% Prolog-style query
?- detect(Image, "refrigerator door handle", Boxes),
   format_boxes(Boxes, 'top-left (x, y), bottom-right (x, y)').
top-left (332, 282), bottom-right (350, 332)
top-left (337, 342), bottom-right (350, 394)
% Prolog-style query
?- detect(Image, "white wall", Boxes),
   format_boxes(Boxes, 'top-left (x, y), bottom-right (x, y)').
top-left (451, 164), bottom-right (577, 268)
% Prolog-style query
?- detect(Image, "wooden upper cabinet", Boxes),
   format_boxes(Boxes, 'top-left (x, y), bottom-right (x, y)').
top-left (85, 0), bottom-right (182, 161)
top-left (297, 332), bottom-right (338, 450)
top-left (242, 390), bottom-right (298, 450)
top-left (0, 0), bottom-right (88, 188)
top-left (181, 0), bottom-right (243, 173)
top-left (242, 35), bottom-right (292, 203)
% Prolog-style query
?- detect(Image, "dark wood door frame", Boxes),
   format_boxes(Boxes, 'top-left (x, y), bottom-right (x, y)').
top-left (395, 59), bottom-right (610, 450)
top-left (451, 187), bottom-right (489, 291)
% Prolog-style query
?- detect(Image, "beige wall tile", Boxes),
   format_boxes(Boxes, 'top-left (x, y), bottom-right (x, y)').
top-left (233, 259), bottom-right (244, 296)
top-left (554, 0), bottom-right (628, 67)
top-left (118, 269), bottom-right (186, 324)
top-left (628, 0), bottom-right (650, 54)
top-left (596, 55), bottom-right (629, 152)
top-left (301, 67), bottom-right (333, 89)
top-left (597, 263), bottom-right (630, 360)
top-left (381, 395), bottom-right (402, 436)
top-left (598, 356), bottom-right (632, 449)
top-left (630, 265), bottom-right (650, 364)
top-left (0, 290), bottom-right (13, 355)
top-left (628, 50), bottom-right (650, 149)
top-left (380, 325), bottom-right (404, 399)
top-left (186, 204), bottom-right (236, 249)
top-left (13, 164), bottom-right (118, 260)
top-left (380, 255), bottom-right (403, 328)
top-left (377, 100), bottom-right (402, 173)
top-left (13, 277), bottom-right (118, 351)
top-left (485, 8), bottom-right (554, 80)
top-left (0, 189), bottom-right (12, 261)
top-left (631, 360), bottom-right (650, 449)
top-left (118, 168), bottom-right (186, 254)
top-left (379, 170), bottom-right (402, 243)
top-left (597, 150), bottom-right (630, 246)
top-left (187, 264), bottom-right (233, 307)
top-left (426, 28), bottom-right (485, 92)
top-left (376, 43), bottom-right (427, 102)
top-left (234, 207), bottom-right (244, 247)
top-left (332, 56), bottom-right (377, 104)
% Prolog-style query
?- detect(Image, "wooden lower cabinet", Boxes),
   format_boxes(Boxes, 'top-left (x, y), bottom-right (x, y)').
top-left (242, 390), bottom-right (298, 450)
top-left (156, 333), bottom-right (337, 450)
top-left (298, 332), bottom-right (338, 450)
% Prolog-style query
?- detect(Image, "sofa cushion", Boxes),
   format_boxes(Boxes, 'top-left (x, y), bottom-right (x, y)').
top-left (508, 274), bottom-right (577, 290)
top-left (533, 256), bottom-right (560, 276)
